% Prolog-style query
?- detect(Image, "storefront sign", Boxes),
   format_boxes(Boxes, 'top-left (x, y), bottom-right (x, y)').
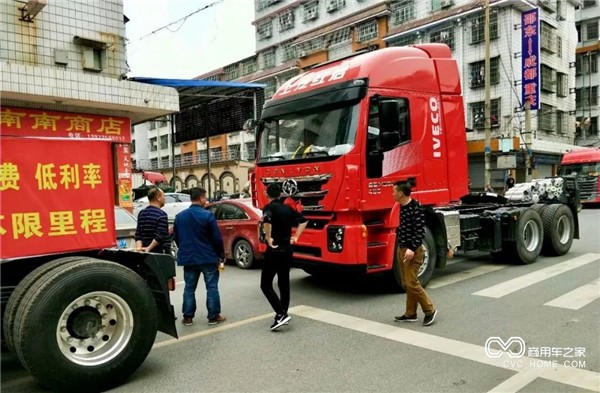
top-left (521, 8), bottom-right (540, 110)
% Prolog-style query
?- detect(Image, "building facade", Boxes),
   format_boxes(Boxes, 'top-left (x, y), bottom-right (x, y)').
top-left (575, 0), bottom-right (600, 145)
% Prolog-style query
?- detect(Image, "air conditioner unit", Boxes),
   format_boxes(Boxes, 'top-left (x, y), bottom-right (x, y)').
top-left (305, 10), bottom-right (317, 21)
top-left (326, 4), bottom-right (338, 12)
top-left (299, 50), bottom-right (308, 57)
top-left (440, 0), bottom-right (453, 8)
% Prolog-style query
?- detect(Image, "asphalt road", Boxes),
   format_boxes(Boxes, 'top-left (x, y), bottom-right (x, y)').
top-left (2, 209), bottom-right (599, 393)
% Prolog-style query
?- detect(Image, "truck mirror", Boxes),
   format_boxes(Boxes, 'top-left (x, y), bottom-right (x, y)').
top-left (379, 100), bottom-right (400, 151)
top-left (243, 119), bottom-right (257, 131)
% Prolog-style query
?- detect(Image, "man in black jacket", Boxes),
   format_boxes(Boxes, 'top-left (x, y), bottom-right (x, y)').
top-left (392, 181), bottom-right (437, 326)
top-left (261, 183), bottom-right (308, 331)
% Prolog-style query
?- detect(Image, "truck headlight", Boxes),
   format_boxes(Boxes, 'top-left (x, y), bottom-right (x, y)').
top-left (327, 226), bottom-right (345, 253)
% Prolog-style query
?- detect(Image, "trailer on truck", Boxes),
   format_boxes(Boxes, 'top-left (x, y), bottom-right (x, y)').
top-left (248, 45), bottom-right (579, 288)
top-left (0, 107), bottom-right (178, 392)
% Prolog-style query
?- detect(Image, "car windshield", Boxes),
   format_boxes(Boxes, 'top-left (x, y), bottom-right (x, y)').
top-left (114, 207), bottom-right (137, 226)
top-left (257, 103), bottom-right (359, 163)
top-left (558, 162), bottom-right (600, 177)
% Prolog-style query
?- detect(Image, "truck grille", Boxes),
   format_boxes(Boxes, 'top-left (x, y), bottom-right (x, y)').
top-left (262, 174), bottom-right (332, 211)
top-left (577, 177), bottom-right (599, 201)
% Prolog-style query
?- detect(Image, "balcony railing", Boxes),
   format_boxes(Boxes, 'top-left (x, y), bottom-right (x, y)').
top-left (134, 151), bottom-right (250, 171)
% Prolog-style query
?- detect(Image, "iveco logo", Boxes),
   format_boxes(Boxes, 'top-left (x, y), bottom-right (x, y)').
top-left (281, 179), bottom-right (299, 196)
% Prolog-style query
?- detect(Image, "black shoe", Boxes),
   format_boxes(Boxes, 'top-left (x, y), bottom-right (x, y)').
top-left (394, 314), bottom-right (418, 322)
top-left (423, 310), bottom-right (437, 326)
top-left (270, 314), bottom-right (291, 331)
top-left (182, 317), bottom-right (193, 326)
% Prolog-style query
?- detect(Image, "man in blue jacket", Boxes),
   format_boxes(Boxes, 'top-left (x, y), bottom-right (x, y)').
top-left (174, 187), bottom-right (226, 326)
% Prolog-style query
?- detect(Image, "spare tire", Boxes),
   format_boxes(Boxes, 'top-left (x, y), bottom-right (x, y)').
top-left (541, 204), bottom-right (574, 256)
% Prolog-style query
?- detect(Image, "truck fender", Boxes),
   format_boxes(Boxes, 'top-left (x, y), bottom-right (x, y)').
top-left (423, 207), bottom-right (448, 269)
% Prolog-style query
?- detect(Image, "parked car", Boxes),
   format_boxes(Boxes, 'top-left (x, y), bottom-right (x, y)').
top-left (207, 198), bottom-right (265, 269)
top-left (133, 192), bottom-right (191, 222)
top-left (114, 206), bottom-right (137, 249)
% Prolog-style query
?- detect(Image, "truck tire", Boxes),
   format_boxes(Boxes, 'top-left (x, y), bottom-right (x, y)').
top-left (3, 256), bottom-right (89, 354)
top-left (391, 227), bottom-right (436, 290)
top-left (12, 258), bottom-right (158, 392)
top-left (541, 204), bottom-right (574, 256)
top-left (234, 239), bottom-right (254, 269)
top-left (512, 208), bottom-right (544, 264)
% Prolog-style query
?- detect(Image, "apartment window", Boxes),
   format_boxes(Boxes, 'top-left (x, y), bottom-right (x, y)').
top-left (557, 36), bottom-right (562, 58)
top-left (326, 0), bottom-right (346, 13)
top-left (328, 27), bottom-right (352, 45)
top-left (281, 41), bottom-right (297, 61)
top-left (160, 135), bottom-right (168, 150)
top-left (302, 1), bottom-right (319, 22)
top-left (183, 152), bottom-right (194, 165)
top-left (257, 20), bottom-right (273, 40)
top-left (429, 26), bottom-right (455, 50)
top-left (556, 73), bottom-right (568, 97)
top-left (538, 103), bottom-right (555, 131)
top-left (556, 111), bottom-right (565, 134)
top-left (389, 34), bottom-right (417, 47)
top-left (391, 1), bottom-right (415, 26)
top-left (242, 59), bottom-right (257, 75)
top-left (576, 24), bottom-right (582, 43)
top-left (245, 141), bottom-right (256, 160)
top-left (228, 145), bottom-right (241, 160)
top-left (161, 156), bottom-right (170, 168)
top-left (82, 47), bottom-right (105, 72)
top-left (576, 52), bottom-right (598, 75)
top-left (148, 121), bottom-right (156, 130)
top-left (210, 147), bottom-right (221, 161)
top-left (278, 9), bottom-right (295, 31)
top-left (257, 0), bottom-right (269, 11)
top-left (264, 78), bottom-right (277, 98)
top-left (149, 137), bottom-right (157, 152)
top-left (541, 65), bottom-right (556, 92)
top-left (470, 98), bottom-right (500, 129)
top-left (224, 64), bottom-right (239, 80)
top-left (589, 86), bottom-right (599, 107)
top-left (471, 12), bottom-right (499, 44)
top-left (469, 57), bottom-right (500, 88)
top-left (586, 21), bottom-right (599, 41)
top-left (541, 22), bottom-right (556, 53)
top-left (583, 0), bottom-right (598, 7)
top-left (357, 20), bottom-right (378, 43)
top-left (197, 150), bottom-right (207, 164)
top-left (262, 48), bottom-right (276, 69)
top-left (151, 158), bottom-right (158, 169)
top-left (431, 0), bottom-right (453, 12)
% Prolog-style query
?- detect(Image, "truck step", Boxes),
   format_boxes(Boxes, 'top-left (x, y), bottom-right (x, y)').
top-left (367, 264), bottom-right (387, 270)
top-left (364, 220), bottom-right (385, 227)
top-left (367, 241), bottom-right (387, 247)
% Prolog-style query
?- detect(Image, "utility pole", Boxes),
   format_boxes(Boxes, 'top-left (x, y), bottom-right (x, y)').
top-left (483, 0), bottom-right (492, 187)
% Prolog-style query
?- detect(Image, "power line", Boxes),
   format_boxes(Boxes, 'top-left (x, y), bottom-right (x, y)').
top-left (127, 0), bottom-right (224, 45)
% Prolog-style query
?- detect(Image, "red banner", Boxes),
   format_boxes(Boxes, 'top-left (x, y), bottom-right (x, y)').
top-left (0, 137), bottom-right (117, 259)
top-left (0, 107), bottom-right (131, 143)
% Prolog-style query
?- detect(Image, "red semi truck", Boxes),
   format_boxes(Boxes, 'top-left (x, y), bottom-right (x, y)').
top-left (0, 107), bottom-right (177, 391)
top-left (249, 45), bottom-right (580, 287)
top-left (559, 147), bottom-right (600, 206)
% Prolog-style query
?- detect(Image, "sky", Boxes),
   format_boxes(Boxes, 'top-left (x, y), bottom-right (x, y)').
top-left (123, 0), bottom-right (256, 79)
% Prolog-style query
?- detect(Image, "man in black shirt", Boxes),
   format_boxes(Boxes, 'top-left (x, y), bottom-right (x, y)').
top-left (392, 181), bottom-right (437, 326)
top-left (261, 183), bottom-right (308, 331)
top-left (135, 187), bottom-right (170, 254)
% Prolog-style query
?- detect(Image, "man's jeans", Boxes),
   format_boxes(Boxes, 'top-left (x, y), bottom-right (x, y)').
top-left (398, 246), bottom-right (435, 316)
top-left (182, 264), bottom-right (221, 320)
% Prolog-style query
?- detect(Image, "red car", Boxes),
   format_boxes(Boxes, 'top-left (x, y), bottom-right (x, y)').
top-left (208, 199), bottom-right (266, 269)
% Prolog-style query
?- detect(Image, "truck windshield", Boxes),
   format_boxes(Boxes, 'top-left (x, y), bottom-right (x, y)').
top-left (257, 103), bottom-right (359, 163)
top-left (558, 162), bottom-right (600, 177)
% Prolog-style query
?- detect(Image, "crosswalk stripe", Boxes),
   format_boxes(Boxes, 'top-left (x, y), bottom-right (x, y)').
top-left (473, 253), bottom-right (600, 299)
top-left (428, 264), bottom-right (508, 289)
top-left (544, 278), bottom-right (600, 310)
top-left (291, 305), bottom-right (600, 392)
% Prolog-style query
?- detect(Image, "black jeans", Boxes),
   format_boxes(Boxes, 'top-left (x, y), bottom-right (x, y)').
top-left (260, 247), bottom-right (292, 316)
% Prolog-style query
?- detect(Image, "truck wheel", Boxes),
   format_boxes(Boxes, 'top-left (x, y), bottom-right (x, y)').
top-left (234, 239), bottom-right (254, 269)
top-left (513, 208), bottom-right (544, 264)
top-left (541, 204), bottom-right (574, 256)
top-left (12, 258), bottom-right (157, 392)
top-left (391, 227), bottom-right (437, 290)
top-left (3, 256), bottom-right (89, 354)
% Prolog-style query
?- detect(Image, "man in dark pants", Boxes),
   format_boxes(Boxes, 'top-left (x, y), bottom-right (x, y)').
top-left (261, 183), bottom-right (308, 331)
top-left (135, 187), bottom-right (170, 254)
top-left (174, 187), bottom-right (226, 326)
top-left (392, 181), bottom-right (438, 326)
